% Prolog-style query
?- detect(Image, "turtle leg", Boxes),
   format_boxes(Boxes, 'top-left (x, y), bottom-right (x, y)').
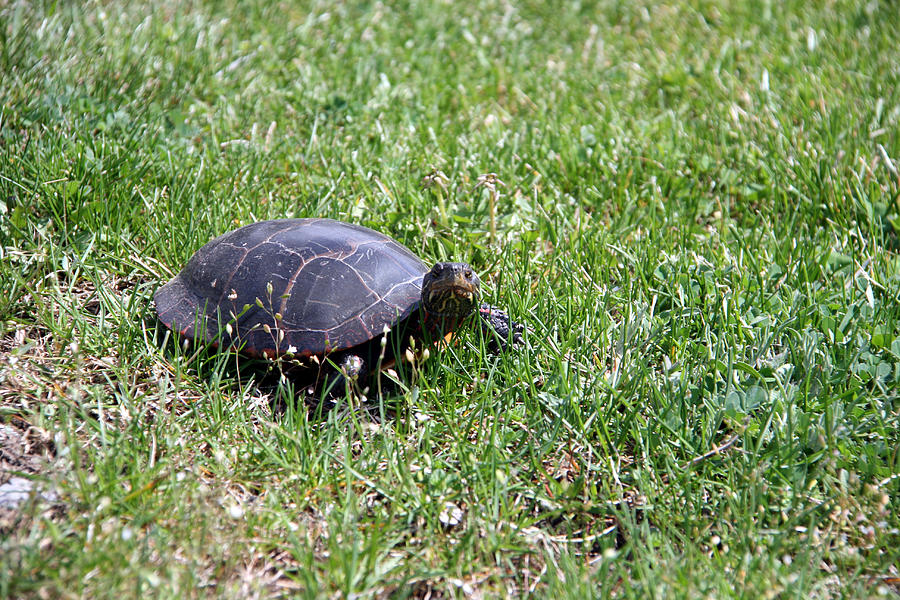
top-left (320, 354), bottom-right (367, 401)
top-left (477, 304), bottom-right (525, 353)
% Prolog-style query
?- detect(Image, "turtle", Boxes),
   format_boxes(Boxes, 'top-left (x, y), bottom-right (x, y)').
top-left (154, 218), bottom-right (522, 399)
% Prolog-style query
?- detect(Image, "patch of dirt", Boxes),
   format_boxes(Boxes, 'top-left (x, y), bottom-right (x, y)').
top-left (0, 420), bottom-right (52, 485)
top-left (0, 419), bottom-right (56, 532)
top-left (0, 319), bottom-right (65, 532)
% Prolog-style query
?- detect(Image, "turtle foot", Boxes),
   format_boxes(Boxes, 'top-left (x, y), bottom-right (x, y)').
top-left (477, 304), bottom-right (526, 353)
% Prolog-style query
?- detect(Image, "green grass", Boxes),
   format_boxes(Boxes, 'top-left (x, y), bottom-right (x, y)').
top-left (1, 0), bottom-right (899, 597)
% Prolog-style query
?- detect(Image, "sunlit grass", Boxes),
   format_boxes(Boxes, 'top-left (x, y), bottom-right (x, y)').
top-left (1, 0), bottom-right (898, 597)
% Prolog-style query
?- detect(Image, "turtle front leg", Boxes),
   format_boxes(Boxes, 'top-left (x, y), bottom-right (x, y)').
top-left (319, 354), bottom-right (367, 402)
top-left (477, 304), bottom-right (525, 353)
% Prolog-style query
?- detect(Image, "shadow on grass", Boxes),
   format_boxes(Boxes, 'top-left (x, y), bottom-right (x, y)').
top-left (150, 316), bottom-right (409, 422)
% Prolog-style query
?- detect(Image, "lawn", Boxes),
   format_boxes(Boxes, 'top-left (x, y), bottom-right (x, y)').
top-left (1, 0), bottom-right (898, 597)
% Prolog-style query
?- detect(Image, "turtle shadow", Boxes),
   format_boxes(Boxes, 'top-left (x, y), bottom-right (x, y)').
top-left (150, 317), bottom-right (405, 422)
top-left (266, 377), bottom-right (407, 424)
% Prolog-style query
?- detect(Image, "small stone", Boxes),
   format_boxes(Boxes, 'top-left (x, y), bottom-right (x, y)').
top-left (439, 502), bottom-right (463, 528)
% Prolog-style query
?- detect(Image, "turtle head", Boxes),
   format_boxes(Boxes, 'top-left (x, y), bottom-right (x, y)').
top-left (422, 262), bottom-right (481, 324)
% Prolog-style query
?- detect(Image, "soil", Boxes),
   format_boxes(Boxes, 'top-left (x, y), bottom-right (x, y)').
top-left (0, 422), bottom-right (47, 484)
top-left (0, 420), bottom-right (55, 529)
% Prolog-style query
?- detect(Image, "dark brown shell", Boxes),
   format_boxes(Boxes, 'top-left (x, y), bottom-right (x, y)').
top-left (154, 219), bottom-right (428, 357)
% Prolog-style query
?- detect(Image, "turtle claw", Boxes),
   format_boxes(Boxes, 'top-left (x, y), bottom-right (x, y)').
top-left (478, 304), bottom-right (526, 353)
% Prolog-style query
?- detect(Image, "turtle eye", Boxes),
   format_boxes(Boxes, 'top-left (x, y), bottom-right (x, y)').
top-left (431, 264), bottom-right (443, 275)
top-left (464, 269), bottom-right (473, 279)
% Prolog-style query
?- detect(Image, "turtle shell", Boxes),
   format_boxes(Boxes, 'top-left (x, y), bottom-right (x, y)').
top-left (154, 219), bottom-right (428, 357)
